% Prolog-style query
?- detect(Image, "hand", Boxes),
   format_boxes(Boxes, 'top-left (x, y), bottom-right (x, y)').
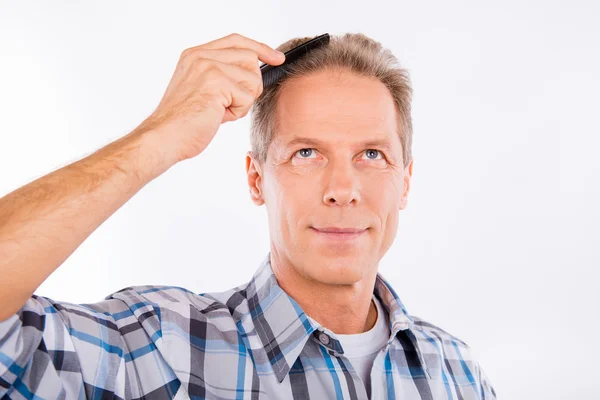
top-left (137, 33), bottom-right (285, 164)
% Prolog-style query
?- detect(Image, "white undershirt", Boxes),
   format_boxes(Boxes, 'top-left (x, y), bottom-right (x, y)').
top-left (309, 295), bottom-right (390, 396)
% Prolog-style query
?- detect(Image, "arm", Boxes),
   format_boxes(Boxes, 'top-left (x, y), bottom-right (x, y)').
top-left (0, 33), bottom-right (285, 322)
top-left (0, 128), bottom-right (170, 323)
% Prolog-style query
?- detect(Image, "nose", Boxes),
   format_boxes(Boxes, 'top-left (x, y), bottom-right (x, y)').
top-left (322, 159), bottom-right (361, 207)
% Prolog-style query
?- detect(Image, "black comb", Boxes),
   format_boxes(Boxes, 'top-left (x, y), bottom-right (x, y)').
top-left (260, 33), bottom-right (330, 89)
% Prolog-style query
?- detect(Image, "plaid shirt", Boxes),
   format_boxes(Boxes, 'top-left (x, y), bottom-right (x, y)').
top-left (0, 253), bottom-right (496, 399)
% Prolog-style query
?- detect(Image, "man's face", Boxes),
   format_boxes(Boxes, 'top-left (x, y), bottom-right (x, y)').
top-left (246, 69), bottom-right (413, 286)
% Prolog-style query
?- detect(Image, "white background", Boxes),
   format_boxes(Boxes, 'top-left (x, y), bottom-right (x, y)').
top-left (1, 1), bottom-right (599, 399)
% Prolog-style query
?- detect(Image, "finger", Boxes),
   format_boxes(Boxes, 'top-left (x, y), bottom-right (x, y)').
top-left (211, 61), bottom-right (262, 99)
top-left (199, 33), bottom-right (285, 67)
top-left (195, 48), bottom-right (261, 74)
top-left (220, 76), bottom-right (256, 122)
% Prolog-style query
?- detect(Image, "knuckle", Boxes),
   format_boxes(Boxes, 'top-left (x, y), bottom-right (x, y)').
top-left (201, 65), bottom-right (227, 88)
top-left (250, 78), bottom-right (261, 97)
top-left (180, 48), bottom-right (194, 60)
top-left (241, 80), bottom-right (255, 94)
top-left (203, 63), bottom-right (222, 77)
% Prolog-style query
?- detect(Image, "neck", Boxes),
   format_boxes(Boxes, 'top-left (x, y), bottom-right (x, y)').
top-left (269, 251), bottom-right (378, 334)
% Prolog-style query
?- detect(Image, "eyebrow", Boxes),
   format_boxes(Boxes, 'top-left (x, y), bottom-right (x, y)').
top-left (284, 137), bottom-right (395, 152)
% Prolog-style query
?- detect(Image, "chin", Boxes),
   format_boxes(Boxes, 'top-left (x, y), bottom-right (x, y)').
top-left (301, 252), bottom-right (369, 285)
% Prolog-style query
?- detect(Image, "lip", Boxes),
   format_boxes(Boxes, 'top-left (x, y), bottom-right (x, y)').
top-left (313, 227), bottom-right (366, 233)
top-left (311, 227), bottom-right (367, 240)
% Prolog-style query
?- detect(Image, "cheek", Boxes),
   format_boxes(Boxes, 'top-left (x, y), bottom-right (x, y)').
top-left (364, 172), bottom-right (403, 206)
top-left (362, 173), bottom-right (403, 231)
top-left (273, 171), bottom-right (314, 222)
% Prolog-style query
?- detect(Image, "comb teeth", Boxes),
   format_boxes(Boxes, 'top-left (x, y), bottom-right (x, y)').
top-left (262, 65), bottom-right (288, 88)
top-left (260, 33), bottom-right (330, 90)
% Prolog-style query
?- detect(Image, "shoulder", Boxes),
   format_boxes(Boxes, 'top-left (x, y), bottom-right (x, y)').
top-left (409, 315), bottom-right (477, 372)
top-left (410, 315), bottom-right (469, 347)
top-left (106, 284), bottom-right (251, 323)
top-left (106, 284), bottom-right (202, 305)
top-left (409, 315), bottom-right (497, 398)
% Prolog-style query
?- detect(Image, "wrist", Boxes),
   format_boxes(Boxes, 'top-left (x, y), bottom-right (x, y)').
top-left (122, 126), bottom-right (178, 184)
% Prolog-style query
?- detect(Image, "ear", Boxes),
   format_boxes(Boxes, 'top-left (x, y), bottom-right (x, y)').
top-left (246, 151), bottom-right (265, 206)
top-left (399, 159), bottom-right (413, 210)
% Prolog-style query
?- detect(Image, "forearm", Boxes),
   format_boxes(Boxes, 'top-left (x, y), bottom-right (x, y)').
top-left (0, 127), bottom-right (172, 321)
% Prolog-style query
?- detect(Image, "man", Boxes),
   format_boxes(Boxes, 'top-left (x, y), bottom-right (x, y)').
top-left (0, 33), bottom-right (496, 399)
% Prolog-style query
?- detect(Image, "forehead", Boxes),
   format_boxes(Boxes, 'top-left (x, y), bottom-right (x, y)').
top-left (273, 69), bottom-right (399, 146)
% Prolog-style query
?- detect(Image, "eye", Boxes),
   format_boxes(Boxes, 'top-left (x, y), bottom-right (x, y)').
top-left (294, 148), bottom-right (317, 159)
top-left (362, 149), bottom-right (384, 160)
top-left (293, 148), bottom-right (386, 161)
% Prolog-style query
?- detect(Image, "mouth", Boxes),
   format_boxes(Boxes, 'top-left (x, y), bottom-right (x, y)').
top-left (311, 227), bottom-right (368, 240)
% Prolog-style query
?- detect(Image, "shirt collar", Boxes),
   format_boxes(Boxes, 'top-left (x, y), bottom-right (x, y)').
top-left (245, 252), bottom-right (416, 383)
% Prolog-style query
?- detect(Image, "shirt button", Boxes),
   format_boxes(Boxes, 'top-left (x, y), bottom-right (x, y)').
top-left (318, 332), bottom-right (330, 345)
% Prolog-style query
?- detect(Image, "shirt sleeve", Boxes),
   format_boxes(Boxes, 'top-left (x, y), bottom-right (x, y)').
top-left (0, 294), bottom-right (130, 399)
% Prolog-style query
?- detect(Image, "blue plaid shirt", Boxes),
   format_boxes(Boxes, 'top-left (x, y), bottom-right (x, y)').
top-left (0, 253), bottom-right (496, 399)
